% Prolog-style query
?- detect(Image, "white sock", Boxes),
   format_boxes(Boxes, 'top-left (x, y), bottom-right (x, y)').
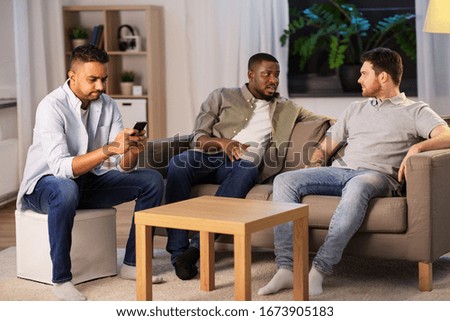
top-left (258, 268), bottom-right (293, 295)
top-left (52, 281), bottom-right (86, 301)
top-left (151, 275), bottom-right (164, 284)
top-left (309, 265), bottom-right (324, 296)
top-left (119, 264), bottom-right (164, 284)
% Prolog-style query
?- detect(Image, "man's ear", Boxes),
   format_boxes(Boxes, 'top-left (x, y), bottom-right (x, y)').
top-left (68, 70), bottom-right (76, 81)
top-left (248, 69), bottom-right (254, 81)
top-left (379, 71), bottom-right (389, 84)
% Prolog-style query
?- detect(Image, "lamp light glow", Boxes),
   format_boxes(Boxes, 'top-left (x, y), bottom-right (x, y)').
top-left (424, 0), bottom-right (450, 33)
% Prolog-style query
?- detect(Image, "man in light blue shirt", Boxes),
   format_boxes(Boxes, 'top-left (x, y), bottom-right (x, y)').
top-left (17, 45), bottom-right (164, 301)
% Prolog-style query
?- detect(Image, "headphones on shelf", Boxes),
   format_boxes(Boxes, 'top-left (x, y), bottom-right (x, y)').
top-left (118, 24), bottom-right (136, 51)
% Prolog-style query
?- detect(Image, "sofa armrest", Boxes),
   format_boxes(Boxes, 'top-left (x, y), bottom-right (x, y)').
top-left (406, 148), bottom-right (450, 261)
top-left (138, 134), bottom-right (192, 177)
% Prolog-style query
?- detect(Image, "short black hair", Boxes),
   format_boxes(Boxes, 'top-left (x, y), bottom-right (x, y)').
top-left (70, 44), bottom-right (109, 68)
top-left (248, 53), bottom-right (278, 70)
top-left (361, 47), bottom-right (403, 86)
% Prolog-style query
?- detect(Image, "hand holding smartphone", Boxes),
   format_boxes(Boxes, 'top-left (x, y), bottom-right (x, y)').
top-left (132, 121), bottom-right (147, 135)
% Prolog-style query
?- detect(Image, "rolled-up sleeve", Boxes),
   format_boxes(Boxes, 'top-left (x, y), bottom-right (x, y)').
top-left (37, 103), bottom-right (76, 179)
top-left (191, 90), bottom-right (222, 146)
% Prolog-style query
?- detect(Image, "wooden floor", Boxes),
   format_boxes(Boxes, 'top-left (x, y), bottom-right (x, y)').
top-left (0, 200), bottom-right (165, 251)
top-left (0, 201), bottom-right (17, 251)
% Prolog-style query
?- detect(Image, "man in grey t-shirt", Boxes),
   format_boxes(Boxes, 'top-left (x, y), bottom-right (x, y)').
top-left (259, 48), bottom-right (450, 297)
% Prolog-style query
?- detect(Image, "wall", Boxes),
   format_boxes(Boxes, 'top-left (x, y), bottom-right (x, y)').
top-left (0, 1), bottom-right (18, 204)
top-left (293, 95), bottom-right (420, 119)
top-left (0, 0), bottom-right (17, 140)
top-left (293, 97), bottom-right (355, 118)
top-left (0, 1), bottom-right (16, 98)
top-left (0, 1), bottom-right (17, 139)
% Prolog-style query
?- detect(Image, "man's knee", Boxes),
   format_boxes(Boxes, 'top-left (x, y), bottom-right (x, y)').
top-left (168, 150), bottom-right (209, 176)
top-left (241, 166), bottom-right (259, 181)
top-left (47, 178), bottom-right (80, 209)
top-left (168, 151), bottom-right (194, 172)
top-left (135, 169), bottom-right (164, 191)
top-left (274, 171), bottom-right (292, 188)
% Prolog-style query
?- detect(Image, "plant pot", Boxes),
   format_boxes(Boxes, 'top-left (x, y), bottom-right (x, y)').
top-left (120, 82), bottom-right (134, 96)
top-left (338, 64), bottom-right (361, 92)
top-left (72, 39), bottom-right (88, 49)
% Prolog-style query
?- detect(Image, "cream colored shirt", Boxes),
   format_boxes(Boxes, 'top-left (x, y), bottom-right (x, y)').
top-left (232, 99), bottom-right (272, 164)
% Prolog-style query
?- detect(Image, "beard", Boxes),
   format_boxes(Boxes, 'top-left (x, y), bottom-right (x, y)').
top-left (87, 90), bottom-right (103, 101)
top-left (361, 81), bottom-right (381, 98)
top-left (255, 86), bottom-right (277, 101)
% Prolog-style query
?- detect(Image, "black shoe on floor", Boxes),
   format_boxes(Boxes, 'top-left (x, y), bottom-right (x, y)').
top-left (175, 247), bottom-right (200, 280)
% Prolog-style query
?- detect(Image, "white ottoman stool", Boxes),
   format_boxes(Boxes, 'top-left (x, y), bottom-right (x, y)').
top-left (15, 208), bottom-right (117, 285)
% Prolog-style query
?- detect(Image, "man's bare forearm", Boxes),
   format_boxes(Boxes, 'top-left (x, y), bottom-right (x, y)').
top-left (72, 144), bottom-right (116, 176)
top-left (309, 135), bottom-right (341, 167)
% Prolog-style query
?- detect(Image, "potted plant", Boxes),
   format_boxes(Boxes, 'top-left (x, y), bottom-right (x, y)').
top-left (71, 26), bottom-right (89, 49)
top-left (281, 0), bottom-right (416, 91)
top-left (120, 71), bottom-right (135, 96)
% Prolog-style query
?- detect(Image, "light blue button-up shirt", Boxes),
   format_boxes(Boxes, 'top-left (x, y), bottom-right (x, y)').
top-left (16, 80), bottom-right (124, 209)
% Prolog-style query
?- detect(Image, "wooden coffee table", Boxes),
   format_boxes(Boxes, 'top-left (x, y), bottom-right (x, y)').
top-left (135, 196), bottom-right (309, 301)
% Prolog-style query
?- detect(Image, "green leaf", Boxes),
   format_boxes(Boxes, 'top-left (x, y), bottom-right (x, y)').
top-left (329, 36), bottom-right (347, 69)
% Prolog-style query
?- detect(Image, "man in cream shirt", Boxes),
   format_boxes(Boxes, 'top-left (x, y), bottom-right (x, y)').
top-left (164, 53), bottom-right (323, 281)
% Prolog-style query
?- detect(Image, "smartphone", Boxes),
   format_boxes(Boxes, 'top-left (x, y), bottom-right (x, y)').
top-left (132, 121), bottom-right (147, 134)
top-left (133, 121), bottom-right (147, 131)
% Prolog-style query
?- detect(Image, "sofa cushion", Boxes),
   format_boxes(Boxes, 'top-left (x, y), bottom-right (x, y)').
top-left (303, 195), bottom-right (407, 233)
top-left (282, 118), bottom-right (332, 172)
top-left (245, 184), bottom-right (273, 200)
top-left (191, 184), bottom-right (273, 201)
top-left (191, 184), bottom-right (219, 197)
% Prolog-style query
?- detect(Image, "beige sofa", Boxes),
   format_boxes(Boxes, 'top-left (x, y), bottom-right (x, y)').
top-left (139, 115), bottom-right (450, 291)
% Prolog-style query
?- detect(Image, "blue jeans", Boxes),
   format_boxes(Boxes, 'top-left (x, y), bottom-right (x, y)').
top-left (165, 150), bottom-right (259, 264)
top-left (273, 167), bottom-right (395, 275)
top-left (22, 169), bottom-right (164, 283)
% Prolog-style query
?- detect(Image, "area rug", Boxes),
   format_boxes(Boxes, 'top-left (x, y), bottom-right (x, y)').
top-left (1, 247), bottom-right (450, 301)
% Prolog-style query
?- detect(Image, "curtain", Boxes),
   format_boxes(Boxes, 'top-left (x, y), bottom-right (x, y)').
top-left (416, 0), bottom-right (450, 116)
top-left (13, 0), bottom-right (65, 179)
top-left (185, 0), bottom-right (289, 128)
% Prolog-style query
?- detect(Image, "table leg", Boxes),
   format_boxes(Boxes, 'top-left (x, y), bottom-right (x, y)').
top-left (234, 233), bottom-right (251, 300)
top-left (136, 224), bottom-right (153, 301)
top-left (293, 215), bottom-right (309, 301)
top-left (200, 231), bottom-right (215, 291)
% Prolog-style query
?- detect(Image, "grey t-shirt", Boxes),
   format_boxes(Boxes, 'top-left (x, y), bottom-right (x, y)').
top-left (331, 93), bottom-right (446, 186)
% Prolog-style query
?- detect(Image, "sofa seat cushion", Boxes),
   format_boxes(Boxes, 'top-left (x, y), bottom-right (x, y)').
top-left (191, 184), bottom-right (273, 201)
top-left (191, 184), bottom-right (219, 197)
top-left (303, 195), bottom-right (407, 233)
top-left (191, 185), bottom-right (406, 232)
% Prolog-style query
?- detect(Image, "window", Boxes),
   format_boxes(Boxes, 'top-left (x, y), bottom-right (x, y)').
top-left (285, 0), bottom-right (417, 96)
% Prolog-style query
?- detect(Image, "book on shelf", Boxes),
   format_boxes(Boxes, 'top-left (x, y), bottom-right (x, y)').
top-left (89, 26), bottom-right (98, 46)
top-left (89, 25), bottom-right (104, 49)
top-left (97, 25), bottom-right (104, 50)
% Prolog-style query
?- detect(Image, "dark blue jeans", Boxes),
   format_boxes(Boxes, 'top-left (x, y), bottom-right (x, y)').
top-left (165, 150), bottom-right (259, 265)
top-left (22, 169), bottom-right (164, 283)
